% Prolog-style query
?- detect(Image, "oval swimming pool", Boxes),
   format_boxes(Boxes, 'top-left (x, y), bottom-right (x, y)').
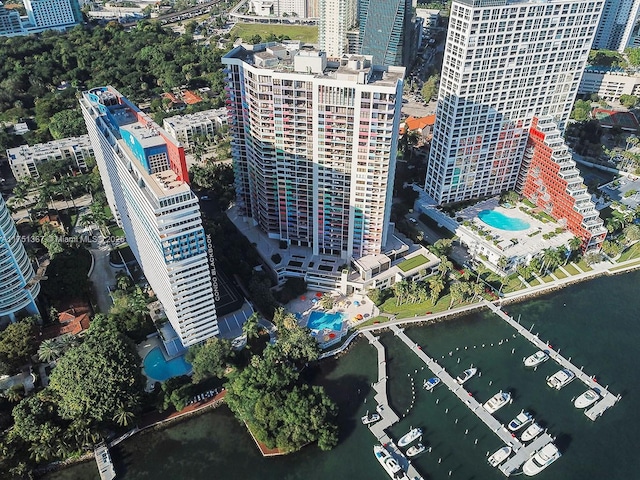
top-left (307, 311), bottom-right (345, 331)
top-left (477, 210), bottom-right (531, 231)
top-left (143, 347), bottom-right (192, 382)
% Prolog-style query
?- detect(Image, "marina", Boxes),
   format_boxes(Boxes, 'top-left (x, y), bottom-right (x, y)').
top-left (484, 301), bottom-right (620, 421)
top-left (388, 324), bottom-right (555, 476)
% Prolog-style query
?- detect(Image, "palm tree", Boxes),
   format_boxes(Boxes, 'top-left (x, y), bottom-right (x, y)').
top-left (242, 313), bottom-right (261, 340)
top-left (113, 405), bottom-right (136, 427)
top-left (55, 334), bottom-right (78, 353)
top-left (428, 277), bottom-right (445, 305)
top-left (448, 282), bottom-right (466, 308)
top-left (38, 338), bottom-right (63, 363)
top-left (567, 236), bottom-right (583, 263)
top-left (623, 224), bottom-right (640, 245)
top-left (497, 256), bottom-right (509, 271)
top-left (4, 386), bottom-right (23, 403)
top-left (438, 256), bottom-right (453, 279)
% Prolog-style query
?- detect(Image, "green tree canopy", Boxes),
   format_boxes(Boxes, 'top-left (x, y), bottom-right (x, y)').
top-left (48, 316), bottom-right (144, 424)
top-left (48, 108), bottom-right (86, 140)
top-left (571, 99), bottom-right (593, 121)
top-left (185, 337), bottom-right (233, 382)
top-left (421, 74), bottom-right (439, 102)
top-left (0, 317), bottom-right (39, 373)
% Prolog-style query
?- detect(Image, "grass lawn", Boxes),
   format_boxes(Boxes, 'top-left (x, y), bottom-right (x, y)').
top-left (564, 264), bottom-right (579, 275)
top-left (355, 316), bottom-right (391, 329)
top-left (397, 254), bottom-right (429, 272)
top-left (576, 260), bottom-right (592, 271)
top-left (380, 293), bottom-right (466, 319)
top-left (553, 269), bottom-right (567, 279)
top-left (529, 278), bottom-right (540, 286)
top-left (610, 260), bottom-right (640, 271)
top-left (541, 275), bottom-right (554, 282)
top-left (230, 23), bottom-right (318, 44)
top-left (618, 242), bottom-right (640, 262)
top-left (109, 224), bottom-right (125, 238)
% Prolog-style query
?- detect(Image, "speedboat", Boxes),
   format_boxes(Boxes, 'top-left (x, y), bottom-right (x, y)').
top-left (524, 350), bottom-right (549, 367)
top-left (521, 422), bottom-right (544, 442)
top-left (508, 411), bottom-right (533, 432)
top-left (362, 412), bottom-right (381, 425)
top-left (423, 377), bottom-right (441, 391)
top-left (406, 443), bottom-right (426, 457)
top-left (574, 389), bottom-right (600, 409)
top-left (398, 427), bottom-right (422, 447)
top-left (455, 367), bottom-right (478, 384)
top-left (483, 391), bottom-right (511, 414)
top-left (488, 445), bottom-right (512, 467)
top-left (546, 369), bottom-right (575, 390)
top-left (373, 445), bottom-right (410, 480)
top-left (522, 442), bottom-right (561, 476)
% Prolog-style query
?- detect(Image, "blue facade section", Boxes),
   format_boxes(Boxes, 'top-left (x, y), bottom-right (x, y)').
top-left (359, 0), bottom-right (412, 67)
top-left (119, 129), bottom-right (167, 173)
top-left (162, 228), bottom-right (207, 263)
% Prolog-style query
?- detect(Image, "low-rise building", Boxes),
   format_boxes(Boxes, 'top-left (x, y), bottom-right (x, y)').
top-left (578, 67), bottom-right (640, 101)
top-left (162, 108), bottom-right (227, 151)
top-left (0, 2), bottom-right (25, 36)
top-left (6, 135), bottom-right (93, 180)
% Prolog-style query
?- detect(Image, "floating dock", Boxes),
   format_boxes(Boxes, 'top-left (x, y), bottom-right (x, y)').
top-left (389, 324), bottom-right (554, 477)
top-left (484, 301), bottom-right (620, 421)
top-left (94, 443), bottom-right (116, 480)
top-left (363, 331), bottom-right (423, 480)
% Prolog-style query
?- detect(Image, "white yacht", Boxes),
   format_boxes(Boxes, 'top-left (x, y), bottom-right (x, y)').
top-left (455, 367), bottom-right (478, 385)
top-left (398, 427), bottom-right (422, 447)
top-left (521, 422), bottom-right (544, 442)
top-left (524, 350), bottom-right (549, 367)
top-left (406, 443), bottom-right (425, 457)
top-left (546, 369), bottom-right (575, 390)
top-left (423, 377), bottom-right (440, 391)
top-left (508, 411), bottom-right (533, 432)
top-left (522, 443), bottom-right (561, 476)
top-left (487, 445), bottom-right (512, 467)
top-left (574, 389), bottom-right (600, 409)
top-left (373, 445), bottom-right (410, 480)
top-left (362, 412), bottom-right (381, 425)
top-left (483, 391), bottom-right (511, 414)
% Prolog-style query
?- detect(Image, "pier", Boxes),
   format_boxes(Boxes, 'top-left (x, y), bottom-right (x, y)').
top-left (388, 324), bottom-right (553, 477)
top-left (94, 443), bottom-right (116, 480)
top-left (484, 301), bottom-right (620, 421)
top-left (363, 331), bottom-right (423, 480)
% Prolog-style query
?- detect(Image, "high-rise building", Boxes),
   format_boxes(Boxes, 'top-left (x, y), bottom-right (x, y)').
top-left (0, 2), bottom-right (25, 37)
top-left (358, 0), bottom-right (419, 67)
top-left (318, 0), bottom-right (358, 58)
top-left (0, 195), bottom-right (40, 323)
top-left (162, 108), bottom-right (227, 151)
top-left (222, 43), bottom-right (404, 260)
top-left (79, 86), bottom-right (219, 347)
top-left (425, 0), bottom-right (604, 205)
top-left (24, 0), bottom-right (82, 32)
top-left (519, 117), bottom-right (606, 250)
top-left (593, 0), bottom-right (640, 52)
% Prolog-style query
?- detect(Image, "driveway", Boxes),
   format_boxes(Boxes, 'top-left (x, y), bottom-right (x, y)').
top-left (88, 232), bottom-right (118, 313)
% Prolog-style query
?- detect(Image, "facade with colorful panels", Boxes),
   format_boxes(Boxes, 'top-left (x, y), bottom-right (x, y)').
top-left (79, 86), bottom-right (219, 347)
top-left (519, 117), bottom-right (606, 250)
top-left (223, 43), bottom-right (405, 262)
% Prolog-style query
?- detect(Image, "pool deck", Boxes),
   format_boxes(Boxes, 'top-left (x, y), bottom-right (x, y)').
top-left (457, 198), bottom-right (574, 260)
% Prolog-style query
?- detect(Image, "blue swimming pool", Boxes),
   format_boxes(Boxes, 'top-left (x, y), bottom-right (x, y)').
top-left (307, 311), bottom-right (345, 331)
top-left (477, 210), bottom-right (531, 231)
top-left (143, 347), bottom-right (192, 382)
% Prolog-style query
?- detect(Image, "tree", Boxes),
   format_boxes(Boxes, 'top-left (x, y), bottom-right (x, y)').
top-left (242, 312), bottom-right (261, 341)
top-left (568, 236), bottom-right (583, 262)
top-left (318, 293), bottom-right (334, 310)
top-left (112, 403), bottom-right (136, 427)
top-left (186, 337), bottom-right (233, 382)
top-left (421, 74), bottom-right (439, 102)
top-left (40, 229), bottom-right (65, 258)
top-left (571, 99), bottom-right (592, 121)
top-left (623, 224), bottom-right (640, 244)
top-left (48, 109), bottom-right (86, 140)
top-left (438, 256), bottom-right (453, 279)
top-left (619, 94), bottom-right (639, 108)
top-left (0, 317), bottom-right (39, 372)
top-left (428, 276), bottom-right (445, 305)
top-left (37, 338), bottom-right (63, 363)
top-left (48, 316), bottom-right (144, 424)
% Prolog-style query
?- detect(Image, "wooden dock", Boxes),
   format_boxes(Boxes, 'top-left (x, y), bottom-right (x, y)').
top-left (363, 331), bottom-right (424, 480)
top-left (388, 324), bottom-right (554, 476)
top-left (484, 301), bottom-right (620, 421)
top-left (94, 443), bottom-right (116, 480)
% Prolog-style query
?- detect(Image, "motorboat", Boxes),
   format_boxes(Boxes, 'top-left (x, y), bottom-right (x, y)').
top-left (524, 350), bottom-right (549, 367)
top-left (362, 412), bottom-right (381, 425)
top-left (574, 389), bottom-right (600, 409)
top-left (522, 442), bottom-right (561, 476)
top-left (546, 369), bottom-right (576, 390)
top-left (423, 377), bottom-right (441, 391)
top-left (406, 443), bottom-right (426, 457)
top-left (487, 446), bottom-right (512, 467)
top-left (398, 427), bottom-right (422, 447)
top-left (508, 411), bottom-right (533, 432)
top-left (483, 391), bottom-right (511, 414)
top-left (521, 422), bottom-right (544, 442)
top-left (455, 367), bottom-right (478, 385)
top-left (373, 445), bottom-right (410, 480)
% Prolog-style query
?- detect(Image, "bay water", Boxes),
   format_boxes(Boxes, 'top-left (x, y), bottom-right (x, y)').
top-left (48, 271), bottom-right (639, 479)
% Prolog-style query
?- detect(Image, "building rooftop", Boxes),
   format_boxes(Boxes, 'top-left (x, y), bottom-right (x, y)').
top-left (7, 135), bottom-right (92, 162)
top-left (163, 108), bottom-right (228, 130)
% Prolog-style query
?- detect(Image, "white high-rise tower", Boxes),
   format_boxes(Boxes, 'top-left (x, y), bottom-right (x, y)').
top-left (318, 0), bottom-right (359, 58)
top-left (425, 0), bottom-right (604, 205)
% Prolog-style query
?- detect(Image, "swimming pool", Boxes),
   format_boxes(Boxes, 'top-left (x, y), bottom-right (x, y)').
top-left (478, 210), bottom-right (531, 231)
top-left (143, 347), bottom-right (192, 382)
top-left (307, 311), bottom-right (345, 331)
